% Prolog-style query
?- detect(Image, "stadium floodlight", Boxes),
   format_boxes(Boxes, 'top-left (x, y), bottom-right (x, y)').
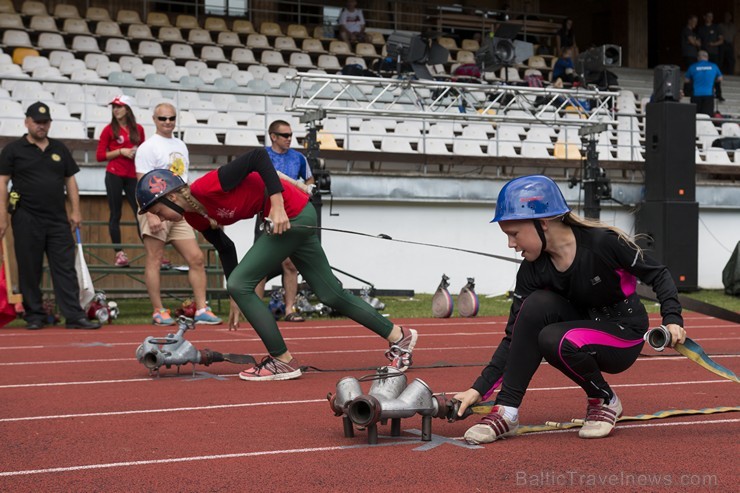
top-left (474, 23), bottom-right (523, 77)
top-left (474, 36), bottom-right (516, 72)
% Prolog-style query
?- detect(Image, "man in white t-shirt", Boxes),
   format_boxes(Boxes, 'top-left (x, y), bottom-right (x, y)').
top-left (135, 102), bottom-right (221, 326)
top-left (338, 0), bottom-right (367, 44)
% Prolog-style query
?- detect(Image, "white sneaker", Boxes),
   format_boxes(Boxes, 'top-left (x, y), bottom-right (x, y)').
top-left (579, 395), bottom-right (623, 439)
top-left (238, 356), bottom-right (302, 382)
top-left (464, 405), bottom-right (519, 444)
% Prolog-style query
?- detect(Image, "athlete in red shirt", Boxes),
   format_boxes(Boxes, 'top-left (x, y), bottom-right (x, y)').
top-left (136, 148), bottom-right (418, 381)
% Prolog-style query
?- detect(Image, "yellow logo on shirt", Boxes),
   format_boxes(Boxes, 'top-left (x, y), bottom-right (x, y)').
top-left (51, 153), bottom-right (61, 162)
top-left (169, 152), bottom-right (185, 176)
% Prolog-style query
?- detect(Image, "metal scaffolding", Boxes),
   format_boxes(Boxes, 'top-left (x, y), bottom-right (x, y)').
top-left (286, 73), bottom-right (620, 127)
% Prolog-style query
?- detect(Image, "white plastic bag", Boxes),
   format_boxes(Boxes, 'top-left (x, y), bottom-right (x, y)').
top-left (75, 228), bottom-right (95, 308)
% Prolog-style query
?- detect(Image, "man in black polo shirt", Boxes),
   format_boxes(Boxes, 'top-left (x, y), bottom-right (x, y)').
top-left (0, 102), bottom-right (100, 330)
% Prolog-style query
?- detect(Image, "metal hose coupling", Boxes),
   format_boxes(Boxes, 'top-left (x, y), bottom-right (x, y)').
top-left (644, 325), bottom-right (672, 352)
top-left (136, 316), bottom-right (255, 373)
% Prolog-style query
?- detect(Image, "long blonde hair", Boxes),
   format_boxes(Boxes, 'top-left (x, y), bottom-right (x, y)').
top-left (561, 211), bottom-right (645, 258)
top-left (177, 186), bottom-right (220, 230)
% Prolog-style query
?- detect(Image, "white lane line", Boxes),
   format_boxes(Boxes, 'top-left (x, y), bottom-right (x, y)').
top-left (0, 441), bottom-right (411, 477)
top-left (0, 377), bottom-right (155, 389)
top-left (1, 344), bottom-right (737, 386)
top-left (0, 331), bottom-right (506, 351)
top-left (0, 398), bottom-right (325, 422)
top-left (0, 320), bottom-right (509, 339)
top-left (0, 358), bottom-right (133, 366)
top-left (0, 344), bottom-right (501, 366)
top-left (2, 331), bottom-right (738, 353)
top-left (0, 417), bottom-right (736, 477)
top-left (2, 349), bottom-right (739, 367)
top-left (0, 379), bottom-right (732, 422)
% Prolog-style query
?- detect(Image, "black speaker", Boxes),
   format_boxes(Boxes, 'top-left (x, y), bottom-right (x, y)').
top-left (645, 102), bottom-right (696, 202)
top-left (653, 65), bottom-right (682, 102)
top-left (636, 201), bottom-right (699, 291)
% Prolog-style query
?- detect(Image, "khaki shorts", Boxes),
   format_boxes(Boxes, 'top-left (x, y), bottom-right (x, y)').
top-left (137, 215), bottom-right (196, 243)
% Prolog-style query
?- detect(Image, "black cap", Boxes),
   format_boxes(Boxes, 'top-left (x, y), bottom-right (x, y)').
top-left (25, 102), bottom-right (52, 122)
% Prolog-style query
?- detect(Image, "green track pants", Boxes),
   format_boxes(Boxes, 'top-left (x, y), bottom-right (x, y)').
top-left (227, 205), bottom-right (394, 356)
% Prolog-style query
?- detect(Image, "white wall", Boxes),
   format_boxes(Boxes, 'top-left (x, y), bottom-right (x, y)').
top-left (222, 200), bottom-right (733, 295)
top-left (696, 210), bottom-right (740, 289)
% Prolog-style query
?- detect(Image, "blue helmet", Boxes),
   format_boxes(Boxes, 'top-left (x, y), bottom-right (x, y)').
top-left (491, 175), bottom-right (570, 222)
top-left (136, 169), bottom-right (187, 214)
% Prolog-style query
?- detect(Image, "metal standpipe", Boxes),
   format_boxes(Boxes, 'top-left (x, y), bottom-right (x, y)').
top-left (328, 367), bottom-right (451, 444)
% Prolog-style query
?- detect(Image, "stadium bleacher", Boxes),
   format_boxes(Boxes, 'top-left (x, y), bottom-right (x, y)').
top-left (0, 1), bottom-right (738, 172)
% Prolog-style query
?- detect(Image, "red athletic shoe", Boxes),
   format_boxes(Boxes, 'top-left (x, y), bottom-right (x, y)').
top-left (114, 250), bottom-right (129, 267)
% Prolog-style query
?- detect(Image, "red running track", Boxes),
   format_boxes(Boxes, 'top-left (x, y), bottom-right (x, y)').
top-left (0, 313), bottom-right (738, 492)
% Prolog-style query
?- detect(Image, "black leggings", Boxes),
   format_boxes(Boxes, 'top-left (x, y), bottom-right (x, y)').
top-left (496, 290), bottom-right (645, 407)
top-left (105, 172), bottom-right (139, 251)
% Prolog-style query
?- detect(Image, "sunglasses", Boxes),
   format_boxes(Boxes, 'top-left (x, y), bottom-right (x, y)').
top-left (273, 132), bottom-right (293, 139)
top-left (157, 116), bottom-right (177, 122)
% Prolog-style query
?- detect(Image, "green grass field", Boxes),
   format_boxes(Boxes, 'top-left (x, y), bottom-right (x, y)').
top-left (5, 290), bottom-right (738, 327)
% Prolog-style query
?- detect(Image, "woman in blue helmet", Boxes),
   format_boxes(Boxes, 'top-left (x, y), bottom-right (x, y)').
top-left (454, 175), bottom-right (687, 443)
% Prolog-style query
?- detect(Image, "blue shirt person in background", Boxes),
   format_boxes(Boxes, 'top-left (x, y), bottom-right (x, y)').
top-left (685, 50), bottom-right (723, 116)
top-left (254, 120), bottom-right (315, 322)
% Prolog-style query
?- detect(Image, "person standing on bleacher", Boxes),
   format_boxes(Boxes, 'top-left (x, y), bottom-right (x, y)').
top-left (135, 102), bottom-right (222, 326)
top-left (96, 95), bottom-right (145, 268)
top-left (0, 102), bottom-right (101, 330)
top-left (685, 50), bottom-right (723, 116)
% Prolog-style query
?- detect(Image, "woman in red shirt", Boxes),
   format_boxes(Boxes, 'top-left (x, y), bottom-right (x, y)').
top-left (135, 149), bottom-right (418, 381)
top-left (96, 95), bottom-right (145, 267)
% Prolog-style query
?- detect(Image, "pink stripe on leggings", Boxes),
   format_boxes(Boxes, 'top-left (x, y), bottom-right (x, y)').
top-left (558, 328), bottom-right (643, 381)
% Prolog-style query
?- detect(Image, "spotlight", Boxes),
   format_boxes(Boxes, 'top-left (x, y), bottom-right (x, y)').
top-left (475, 23), bottom-right (533, 77)
top-left (385, 31), bottom-right (449, 80)
top-left (475, 36), bottom-right (516, 72)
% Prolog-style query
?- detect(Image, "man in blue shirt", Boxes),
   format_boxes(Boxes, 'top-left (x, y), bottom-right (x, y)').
top-left (685, 50), bottom-right (723, 116)
top-left (265, 121), bottom-right (313, 184)
top-left (255, 120), bottom-right (314, 322)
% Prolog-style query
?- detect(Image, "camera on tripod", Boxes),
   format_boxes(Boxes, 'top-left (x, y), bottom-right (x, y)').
top-left (313, 167), bottom-right (332, 194)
